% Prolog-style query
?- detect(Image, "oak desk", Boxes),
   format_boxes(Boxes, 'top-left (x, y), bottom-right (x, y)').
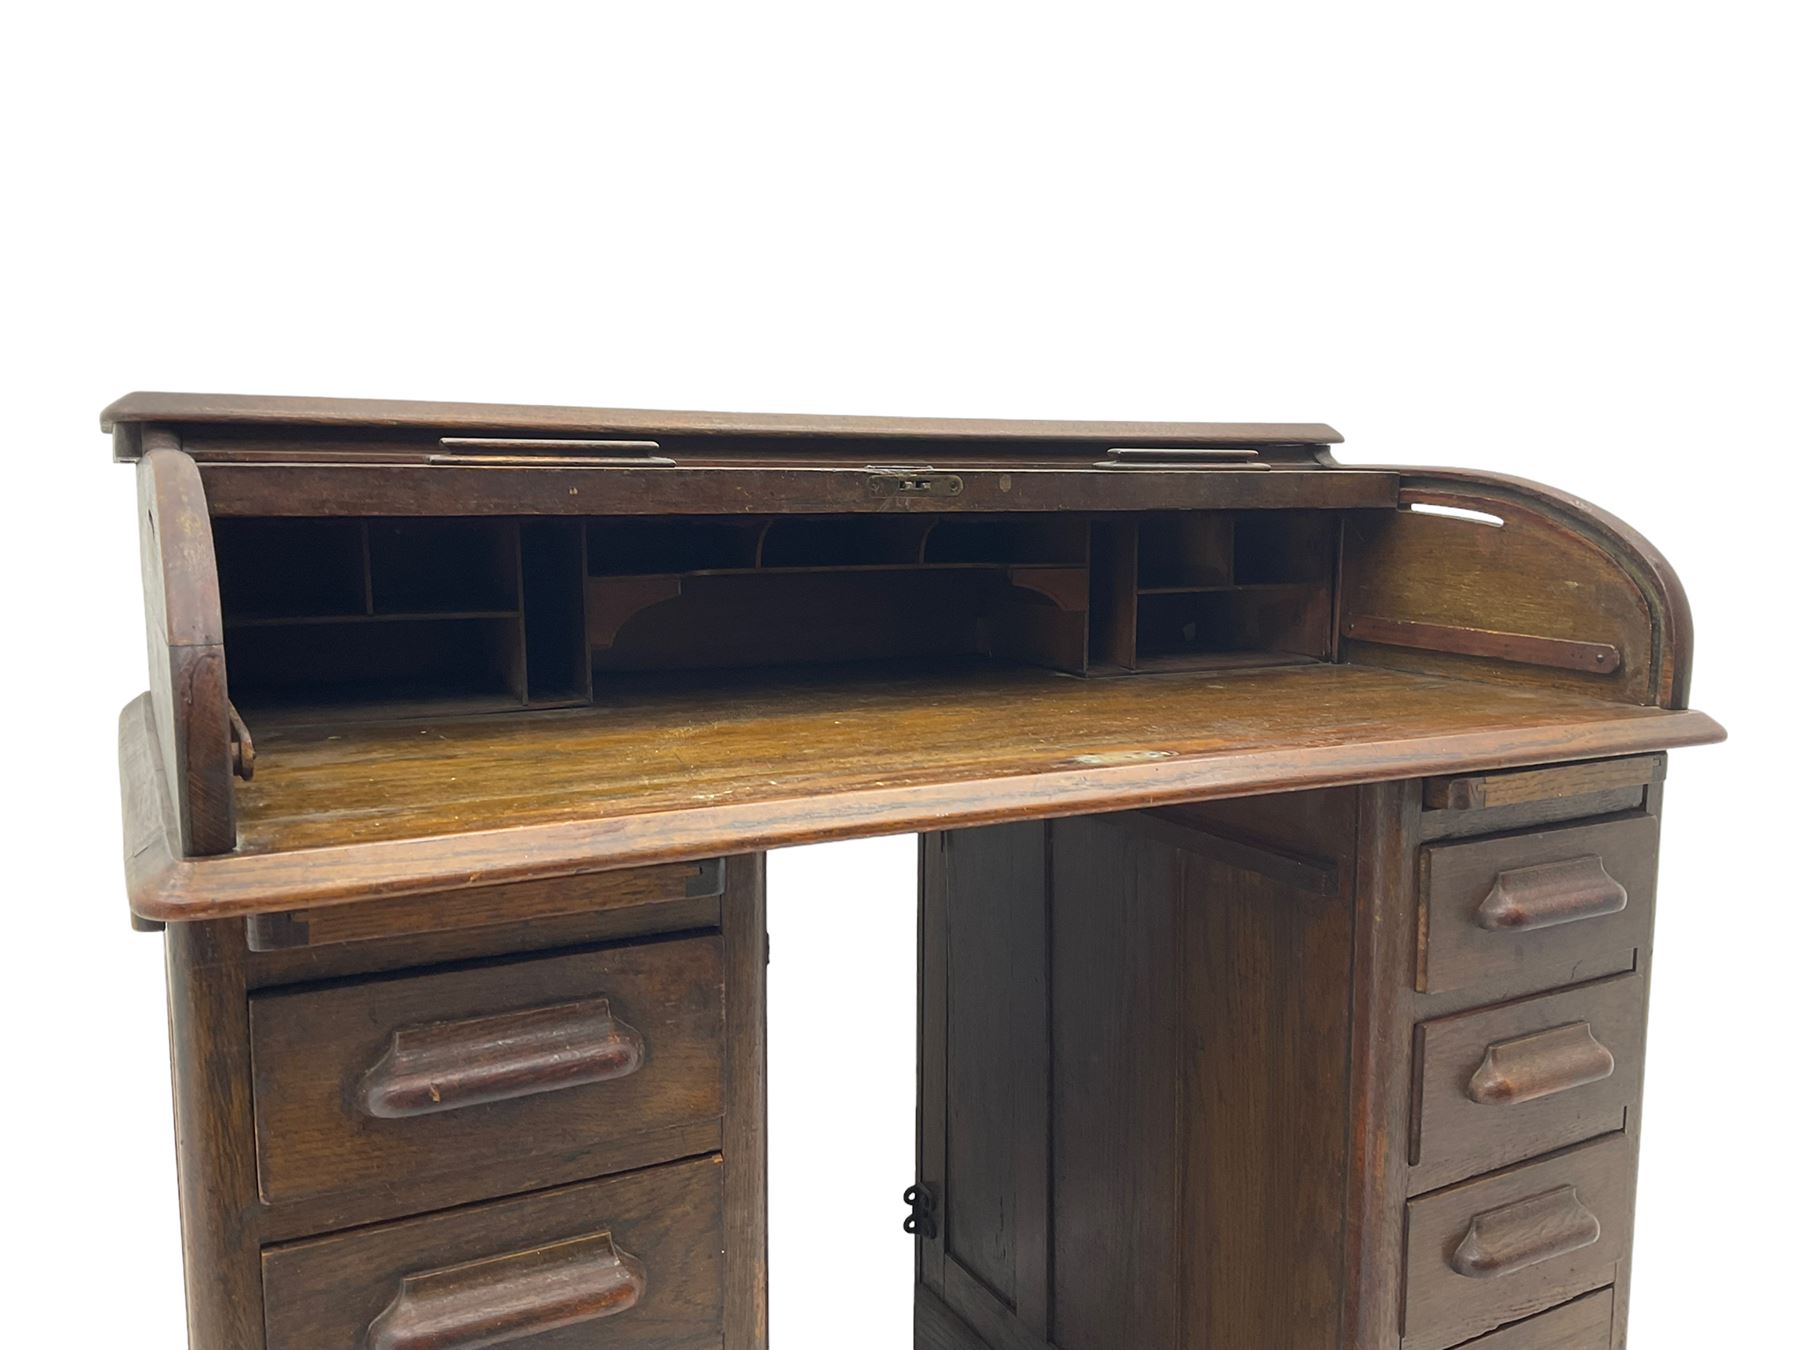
top-left (109, 392), bottom-right (1723, 1350)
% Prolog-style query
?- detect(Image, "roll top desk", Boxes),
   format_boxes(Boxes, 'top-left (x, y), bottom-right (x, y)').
top-left (108, 392), bottom-right (1723, 1349)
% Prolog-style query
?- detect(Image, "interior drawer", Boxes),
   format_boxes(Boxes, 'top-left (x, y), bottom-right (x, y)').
top-left (1412, 972), bottom-right (1647, 1193)
top-left (1454, 1288), bottom-right (1614, 1349)
top-left (263, 1155), bottom-right (724, 1349)
top-left (1403, 1134), bottom-right (1632, 1350)
top-left (1417, 814), bottom-right (1658, 996)
top-left (251, 935), bottom-right (725, 1208)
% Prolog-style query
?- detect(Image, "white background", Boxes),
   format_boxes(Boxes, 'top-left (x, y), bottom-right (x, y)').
top-left (4, 4), bottom-right (1791, 1345)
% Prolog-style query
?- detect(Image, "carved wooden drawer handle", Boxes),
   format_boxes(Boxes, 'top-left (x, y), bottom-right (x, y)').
top-left (1467, 1022), bottom-right (1616, 1105)
top-left (359, 997), bottom-right (645, 1120)
top-left (1477, 855), bottom-right (1627, 932)
top-left (367, 1229), bottom-right (646, 1350)
top-left (1450, 1186), bottom-right (1601, 1279)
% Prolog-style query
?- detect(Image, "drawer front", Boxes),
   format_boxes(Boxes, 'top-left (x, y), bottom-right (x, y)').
top-left (252, 936), bottom-right (725, 1207)
top-left (1457, 1288), bottom-right (1614, 1350)
top-left (1412, 973), bottom-right (1647, 1193)
top-left (1404, 1134), bottom-right (1632, 1350)
top-left (263, 1156), bottom-right (724, 1349)
top-left (1418, 815), bottom-right (1658, 995)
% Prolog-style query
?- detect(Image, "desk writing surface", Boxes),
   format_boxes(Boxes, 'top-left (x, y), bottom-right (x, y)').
top-left (120, 660), bottom-right (1721, 922)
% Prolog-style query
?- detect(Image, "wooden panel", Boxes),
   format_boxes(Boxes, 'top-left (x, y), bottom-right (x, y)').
top-left (262, 1158), bottom-right (724, 1350)
top-left (720, 856), bottom-right (770, 1350)
top-left (250, 937), bottom-right (724, 1209)
top-left (1458, 1289), bottom-right (1614, 1350)
top-left (1412, 974), bottom-right (1647, 1192)
top-left (1341, 497), bottom-right (1657, 703)
top-left (198, 460), bottom-right (1399, 519)
top-left (1418, 815), bottom-right (1659, 996)
top-left (1049, 814), bottom-right (1184, 1349)
top-left (1340, 781), bottom-right (1421, 1350)
top-left (1423, 756), bottom-right (1664, 812)
top-left (127, 661), bottom-right (1721, 920)
top-left (103, 389), bottom-right (1343, 446)
top-left (1404, 1135), bottom-right (1632, 1350)
top-left (164, 920), bottom-right (267, 1349)
top-left (137, 444), bottom-right (236, 855)
top-left (1047, 804), bottom-right (1354, 1350)
top-left (1174, 813), bottom-right (1353, 1348)
top-left (915, 1284), bottom-right (1002, 1350)
top-left (245, 859), bottom-right (722, 950)
top-left (942, 823), bottom-right (1049, 1332)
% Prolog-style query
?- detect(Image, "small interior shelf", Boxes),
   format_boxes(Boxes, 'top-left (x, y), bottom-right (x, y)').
top-left (216, 508), bottom-right (1349, 723)
top-left (217, 517), bottom-right (587, 717)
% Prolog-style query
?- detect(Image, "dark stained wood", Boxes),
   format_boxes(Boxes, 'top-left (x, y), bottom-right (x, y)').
top-left (365, 1228), bottom-right (646, 1349)
top-left (357, 996), bottom-right (648, 1120)
top-left (1048, 814), bottom-right (1186, 1349)
top-left (163, 919), bottom-right (267, 1349)
top-left (940, 823), bottom-right (1050, 1338)
top-left (196, 460), bottom-right (1399, 519)
top-left (1337, 468), bottom-right (1698, 708)
top-left (1403, 1134), bottom-right (1633, 1350)
top-left (249, 936), bottom-right (725, 1210)
top-left (924, 799), bottom-right (1358, 1350)
top-left (1457, 1288), bottom-right (1614, 1350)
top-left (915, 1285), bottom-right (997, 1350)
top-left (1339, 780), bottom-right (1420, 1350)
top-left (1342, 614), bottom-right (1622, 675)
top-left (1412, 973), bottom-right (1647, 1192)
top-left (720, 856), bottom-right (769, 1350)
top-left (1420, 785), bottom-right (1651, 843)
top-left (107, 398), bottom-right (1717, 1350)
top-left (244, 858), bottom-right (721, 950)
top-left (261, 1158), bottom-right (725, 1350)
top-left (1418, 815), bottom-right (1659, 996)
top-left (1423, 755), bottom-right (1664, 812)
top-left (126, 663), bottom-right (1719, 921)
top-left (103, 389), bottom-right (1343, 446)
top-left (138, 443), bottom-right (236, 854)
top-left (1342, 490), bottom-right (1659, 704)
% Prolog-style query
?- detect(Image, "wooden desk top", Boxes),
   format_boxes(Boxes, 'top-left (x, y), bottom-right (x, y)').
top-left (123, 660), bottom-right (1722, 922)
top-left (101, 391), bottom-right (1342, 447)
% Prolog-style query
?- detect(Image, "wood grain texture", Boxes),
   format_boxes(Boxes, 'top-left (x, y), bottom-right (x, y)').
top-left (1342, 492), bottom-right (1656, 704)
top-left (941, 824), bottom-right (1051, 1337)
top-left (164, 920), bottom-right (267, 1349)
top-left (1329, 464), bottom-right (1699, 709)
top-left (1418, 815), bottom-right (1659, 996)
top-left (261, 1158), bottom-right (726, 1350)
top-left (1423, 756), bottom-right (1664, 812)
top-left (1404, 1134), bottom-right (1632, 1350)
top-left (721, 856), bottom-right (769, 1350)
top-left (1456, 1288), bottom-right (1614, 1350)
top-left (364, 1228), bottom-right (647, 1349)
top-left (125, 662), bottom-right (1720, 920)
top-left (138, 443), bottom-right (236, 854)
top-left (195, 460), bottom-right (1397, 519)
top-left (244, 858), bottom-right (720, 950)
top-left (1340, 780), bottom-right (1420, 1350)
top-left (103, 389), bottom-right (1342, 446)
top-left (249, 936), bottom-right (725, 1209)
top-left (1413, 975), bottom-right (1645, 1193)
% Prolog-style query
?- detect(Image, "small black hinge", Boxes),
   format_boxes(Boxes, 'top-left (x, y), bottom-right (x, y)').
top-left (903, 1183), bottom-right (938, 1239)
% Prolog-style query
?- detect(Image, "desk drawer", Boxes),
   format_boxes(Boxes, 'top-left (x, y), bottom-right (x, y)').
top-left (1404, 1134), bottom-right (1631, 1350)
top-left (1417, 815), bottom-right (1658, 996)
top-left (251, 936), bottom-right (725, 1207)
top-left (263, 1156), bottom-right (724, 1349)
top-left (1455, 1288), bottom-right (1613, 1350)
top-left (1412, 973), bottom-right (1647, 1192)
